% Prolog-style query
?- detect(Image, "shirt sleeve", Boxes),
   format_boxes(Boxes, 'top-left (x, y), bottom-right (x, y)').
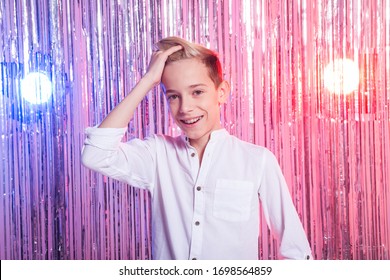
top-left (258, 149), bottom-right (313, 260)
top-left (81, 126), bottom-right (156, 190)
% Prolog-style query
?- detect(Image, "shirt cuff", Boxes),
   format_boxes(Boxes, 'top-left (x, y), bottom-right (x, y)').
top-left (84, 126), bottom-right (127, 150)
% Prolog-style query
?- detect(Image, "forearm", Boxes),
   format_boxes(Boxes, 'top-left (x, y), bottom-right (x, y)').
top-left (98, 45), bottom-right (182, 128)
top-left (98, 74), bottom-right (156, 128)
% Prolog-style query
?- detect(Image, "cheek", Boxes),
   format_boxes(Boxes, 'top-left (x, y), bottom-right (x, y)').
top-left (168, 102), bottom-right (178, 115)
top-left (201, 93), bottom-right (219, 107)
top-left (205, 96), bottom-right (220, 110)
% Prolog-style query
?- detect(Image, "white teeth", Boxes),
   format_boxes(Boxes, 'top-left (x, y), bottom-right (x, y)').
top-left (182, 116), bottom-right (203, 124)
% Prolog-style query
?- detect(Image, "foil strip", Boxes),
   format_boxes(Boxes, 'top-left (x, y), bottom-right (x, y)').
top-left (0, 0), bottom-right (389, 260)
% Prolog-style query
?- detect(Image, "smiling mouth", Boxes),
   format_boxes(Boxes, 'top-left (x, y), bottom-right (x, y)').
top-left (180, 116), bottom-right (204, 125)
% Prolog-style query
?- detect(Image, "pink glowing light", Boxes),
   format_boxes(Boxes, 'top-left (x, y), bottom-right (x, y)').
top-left (324, 58), bottom-right (360, 95)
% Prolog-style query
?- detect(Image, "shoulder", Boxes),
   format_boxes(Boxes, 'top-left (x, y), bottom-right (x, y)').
top-left (223, 134), bottom-right (281, 169)
top-left (226, 134), bottom-right (273, 157)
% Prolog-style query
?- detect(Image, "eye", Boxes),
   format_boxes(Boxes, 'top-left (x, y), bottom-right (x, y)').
top-left (193, 90), bottom-right (204, 96)
top-left (167, 94), bottom-right (179, 101)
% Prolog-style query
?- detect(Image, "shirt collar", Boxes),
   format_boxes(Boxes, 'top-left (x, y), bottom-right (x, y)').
top-left (209, 128), bottom-right (229, 142)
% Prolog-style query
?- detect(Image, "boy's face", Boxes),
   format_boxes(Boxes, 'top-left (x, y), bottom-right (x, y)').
top-left (161, 58), bottom-right (228, 145)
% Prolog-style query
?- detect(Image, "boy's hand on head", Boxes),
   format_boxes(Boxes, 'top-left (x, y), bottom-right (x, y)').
top-left (144, 45), bottom-right (183, 86)
top-left (96, 43), bottom-right (183, 128)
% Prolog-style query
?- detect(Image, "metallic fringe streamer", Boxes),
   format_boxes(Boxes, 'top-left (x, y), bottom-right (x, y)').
top-left (0, 0), bottom-right (389, 260)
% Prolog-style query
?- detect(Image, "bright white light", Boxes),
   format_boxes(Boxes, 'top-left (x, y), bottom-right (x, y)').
top-left (324, 58), bottom-right (359, 95)
top-left (21, 72), bottom-right (52, 104)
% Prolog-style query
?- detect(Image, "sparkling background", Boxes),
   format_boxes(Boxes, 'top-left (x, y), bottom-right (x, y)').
top-left (0, 0), bottom-right (389, 260)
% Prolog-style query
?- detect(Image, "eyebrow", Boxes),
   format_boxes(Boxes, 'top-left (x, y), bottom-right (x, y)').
top-left (188, 83), bottom-right (208, 88)
top-left (165, 83), bottom-right (208, 94)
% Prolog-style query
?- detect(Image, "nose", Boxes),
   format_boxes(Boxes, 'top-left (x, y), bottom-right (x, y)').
top-left (179, 96), bottom-right (194, 114)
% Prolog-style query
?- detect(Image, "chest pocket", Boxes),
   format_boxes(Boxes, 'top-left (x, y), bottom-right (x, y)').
top-left (213, 179), bottom-right (255, 222)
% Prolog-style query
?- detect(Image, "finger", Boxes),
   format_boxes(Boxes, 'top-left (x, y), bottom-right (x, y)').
top-left (151, 50), bottom-right (162, 56)
top-left (164, 45), bottom-right (183, 56)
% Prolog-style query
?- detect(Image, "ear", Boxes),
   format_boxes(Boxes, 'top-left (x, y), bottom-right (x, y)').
top-left (217, 80), bottom-right (230, 104)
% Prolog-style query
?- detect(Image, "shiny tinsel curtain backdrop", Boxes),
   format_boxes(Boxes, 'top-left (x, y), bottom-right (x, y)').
top-left (0, 0), bottom-right (389, 260)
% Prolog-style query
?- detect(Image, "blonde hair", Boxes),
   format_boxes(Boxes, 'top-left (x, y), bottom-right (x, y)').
top-left (155, 36), bottom-right (223, 87)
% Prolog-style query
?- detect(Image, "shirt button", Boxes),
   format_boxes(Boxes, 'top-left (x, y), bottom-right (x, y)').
top-left (192, 257), bottom-right (197, 260)
top-left (191, 152), bottom-right (196, 157)
top-left (195, 221), bottom-right (200, 226)
top-left (196, 186), bottom-right (201, 191)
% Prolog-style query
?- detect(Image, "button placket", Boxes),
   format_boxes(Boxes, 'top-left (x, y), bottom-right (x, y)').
top-left (188, 142), bottom-right (215, 259)
top-left (189, 180), bottom-right (205, 259)
top-left (188, 148), bottom-right (199, 181)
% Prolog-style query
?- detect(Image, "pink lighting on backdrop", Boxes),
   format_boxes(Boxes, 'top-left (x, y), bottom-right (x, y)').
top-left (324, 59), bottom-right (360, 95)
top-left (0, 0), bottom-right (389, 260)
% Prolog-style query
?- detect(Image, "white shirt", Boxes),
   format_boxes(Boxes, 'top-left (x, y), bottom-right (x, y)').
top-left (82, 127), bottom-right (312, 260)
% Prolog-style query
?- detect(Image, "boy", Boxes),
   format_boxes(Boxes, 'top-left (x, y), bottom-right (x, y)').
top-left (82, 37), bottom-right (312, 260)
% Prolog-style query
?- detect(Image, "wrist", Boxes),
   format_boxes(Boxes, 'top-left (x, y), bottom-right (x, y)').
top-left (142, 72), bottom-right (160, 87)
